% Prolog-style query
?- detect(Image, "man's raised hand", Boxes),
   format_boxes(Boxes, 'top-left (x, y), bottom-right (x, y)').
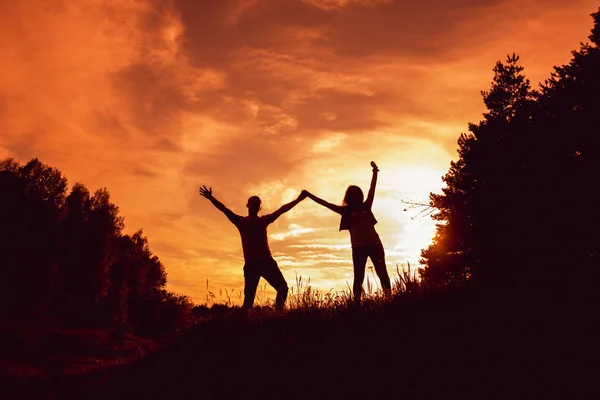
top-left (370, 161), bottom-right (379, 172)
top-left (199, 185), bottom-right (213, 199)
top-left (300, 190), bottom-right (309, 200)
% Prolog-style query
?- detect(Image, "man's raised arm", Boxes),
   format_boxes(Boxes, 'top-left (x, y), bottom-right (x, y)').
top-left (199, 185), bottom-right (240, 226)
top-left (365, 161), bottom-right (379, 209)
top-left (266, 191), bottom-right (308, 223)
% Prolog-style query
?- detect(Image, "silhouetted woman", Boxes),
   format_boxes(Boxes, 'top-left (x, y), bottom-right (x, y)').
top-left (306, 161), bottom-right (392, 302)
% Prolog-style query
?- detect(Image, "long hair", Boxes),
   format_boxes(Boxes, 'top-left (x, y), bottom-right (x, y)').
top-left (339, 185), bottom-right (376, 231)
top-left (342, 185), bottom-right (364, 209)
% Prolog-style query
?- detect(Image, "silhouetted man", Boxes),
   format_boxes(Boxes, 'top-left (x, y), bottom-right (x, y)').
top-left (199, 186), bottom-right (307, 311)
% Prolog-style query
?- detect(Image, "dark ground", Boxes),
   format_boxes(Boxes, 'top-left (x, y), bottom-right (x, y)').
top-left (3, 289), bottom-right (599, 399)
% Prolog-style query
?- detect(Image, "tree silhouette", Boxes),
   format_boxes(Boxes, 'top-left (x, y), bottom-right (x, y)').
top-left (421, 9), bottom-right (600, 295)
top-left (54, 184), bottom-right (125, 326)
top-left (103, 230), bottom-right (169, 338)
top-left (535, 8), bottom-right (600, 289)
top-left (0, 158), bottom-right (67, 327)
top-left (55, 183), bottom-right (93, 324)
top-left (0, 157), bottom-right (190, 339)
top-left (421, 54), bottom-right (533, 288)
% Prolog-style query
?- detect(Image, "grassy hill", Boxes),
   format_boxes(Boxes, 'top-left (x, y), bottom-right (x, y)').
top-left (6, 283), bottom-right (597, 400)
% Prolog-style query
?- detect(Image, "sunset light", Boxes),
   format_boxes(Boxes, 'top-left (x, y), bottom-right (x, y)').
top-left (0, 0), bottom-right (596, 304)
top-left (4, 2), bottom-right (600, 397)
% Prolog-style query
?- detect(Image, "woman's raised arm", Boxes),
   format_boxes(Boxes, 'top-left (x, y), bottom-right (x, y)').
top-left (364, 161), bottom-right (379, 209)
top-left (306, 191), bottom-right (344, 214)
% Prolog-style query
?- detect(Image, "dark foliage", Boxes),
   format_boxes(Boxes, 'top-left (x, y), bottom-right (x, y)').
top-left (3, 9), bottom-right (600, 400)
top-left (0, 158), bottom-right (193, 340)
top-left (421, 9), bottom-right (600, 296)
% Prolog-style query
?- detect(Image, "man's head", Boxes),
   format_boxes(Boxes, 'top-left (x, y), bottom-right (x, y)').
top-left (246, 196), bottom-right (262, 216)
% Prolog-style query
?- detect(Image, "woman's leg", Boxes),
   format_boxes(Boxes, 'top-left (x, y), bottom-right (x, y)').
top-left (370, 243), bottom-right (391, 296)
top-left (352, 247), bottom-right (369, 302)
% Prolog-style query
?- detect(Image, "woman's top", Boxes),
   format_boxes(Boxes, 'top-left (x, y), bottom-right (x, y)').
top-left (339, 204), bottom-right (380, 247)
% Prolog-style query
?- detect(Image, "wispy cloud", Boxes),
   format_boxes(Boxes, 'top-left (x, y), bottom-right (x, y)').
top-left (0, 0), bottom-right (596, 302)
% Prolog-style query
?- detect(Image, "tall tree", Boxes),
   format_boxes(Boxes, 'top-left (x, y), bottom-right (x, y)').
top-left (534, 8), bottom-right (600, 288)
top-left (55, 183), bottom-right (92, 324)
top-left (0, 158), bottom-right (67, 326)
top-left (421, 54), bottom-right (533, 288)
top-left (1, 157), bottom-right (190, 337)
top-left (422, 9), bottom-right (600, 294)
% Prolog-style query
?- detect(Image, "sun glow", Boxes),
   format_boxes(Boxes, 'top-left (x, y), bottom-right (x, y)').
top-left (376, 164), bottom-right (444, 268)
top-left (394, 217), bottom-right (436, 261)
top-left (3, 0), bottom-right (590, 304)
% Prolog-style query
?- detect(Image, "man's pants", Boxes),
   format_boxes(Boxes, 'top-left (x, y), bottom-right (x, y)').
top-left (242, 258), bottom-right (288, 310)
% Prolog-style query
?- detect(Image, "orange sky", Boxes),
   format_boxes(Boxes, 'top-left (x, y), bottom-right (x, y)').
top-left (0, 0), bottom-right (596, 304)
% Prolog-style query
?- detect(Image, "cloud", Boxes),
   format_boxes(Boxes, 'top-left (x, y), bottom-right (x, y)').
top-left (1, 0), bottom-right (597, 302)
top-left (302, 0), bottom-right (393, 11)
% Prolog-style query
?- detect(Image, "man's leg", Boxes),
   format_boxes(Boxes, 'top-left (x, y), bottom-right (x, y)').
top-left (370, 243), bottom-right (392, 296)
top-left (242, 263), bottom-right (261, 311)
top-left (261, 259), bottom-right (288, 310)
top-left (352, 247), bottom-right (369, 302)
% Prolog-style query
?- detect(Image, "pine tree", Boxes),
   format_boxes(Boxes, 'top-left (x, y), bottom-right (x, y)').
top-left (421, 54), bottom-right (533, 288)
top-left (534, 8), bottom-right (600, 288)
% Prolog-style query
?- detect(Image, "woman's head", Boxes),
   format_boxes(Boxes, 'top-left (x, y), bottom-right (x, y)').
top-left (343, 185), bottom-right (364, 207)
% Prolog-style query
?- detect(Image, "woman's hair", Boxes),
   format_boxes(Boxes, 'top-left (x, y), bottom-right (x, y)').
top-left (342, 185), bottom-right (364, 207)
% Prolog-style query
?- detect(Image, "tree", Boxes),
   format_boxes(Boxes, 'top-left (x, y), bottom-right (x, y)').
top-left (55, 183), bottom-right (92, 324)
top-left (421, 54), bottom-right (533, 288)
top-left (0, 158), bottom-right (67, 327)
top-left (422, 9), bottom-right (600, 295)
top-left (0, 156), bottom-right (192, 339)
top-left (534, 8), bottom-right (600, 288)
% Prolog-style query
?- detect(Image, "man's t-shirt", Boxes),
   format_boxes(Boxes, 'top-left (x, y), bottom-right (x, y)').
top-left (231, 214), bottom-right (276, 262)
